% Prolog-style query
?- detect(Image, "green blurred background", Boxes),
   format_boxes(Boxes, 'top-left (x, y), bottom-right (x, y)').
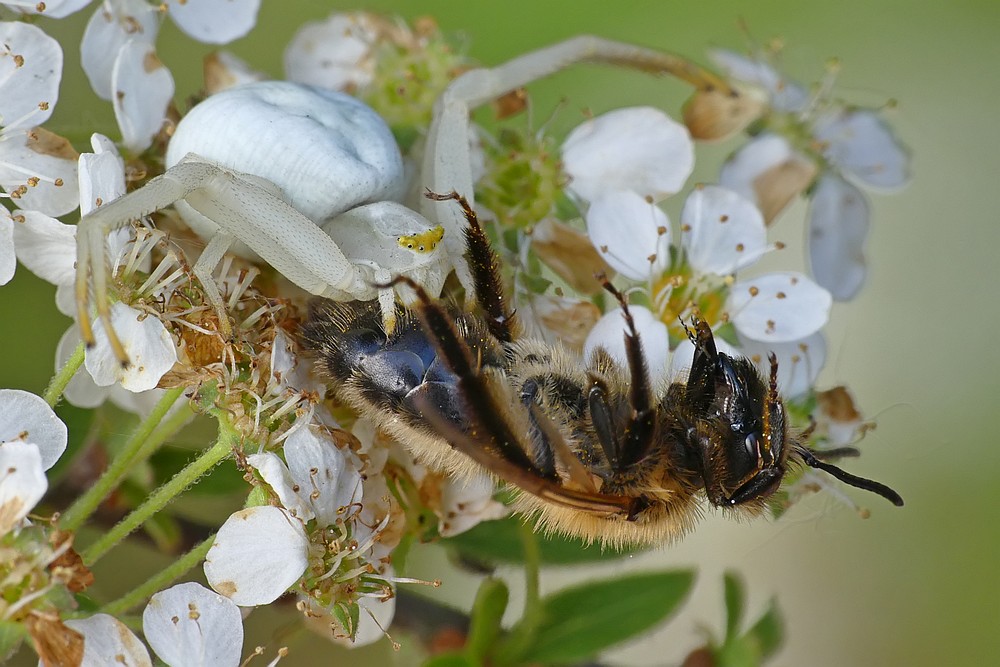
top-left (2, 0), bottom-right (997, 665)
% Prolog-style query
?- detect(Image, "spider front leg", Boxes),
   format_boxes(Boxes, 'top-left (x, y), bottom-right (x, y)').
top-left (75, 156), bottom-right (385, 364)
top-left (421, 35), bottom-right (747, 291)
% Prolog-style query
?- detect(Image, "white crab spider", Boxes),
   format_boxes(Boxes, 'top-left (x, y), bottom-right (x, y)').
top-left (74, 36), bottom-right (742, 364)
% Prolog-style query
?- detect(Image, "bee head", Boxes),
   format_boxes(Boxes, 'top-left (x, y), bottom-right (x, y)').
top-left (684, 319), bottom-right (789, 509)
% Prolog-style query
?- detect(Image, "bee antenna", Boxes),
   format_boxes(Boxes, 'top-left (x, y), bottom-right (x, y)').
top-left (796, 446), bottom-right (904, 507)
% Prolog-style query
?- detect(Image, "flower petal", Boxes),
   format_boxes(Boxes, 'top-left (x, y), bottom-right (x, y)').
top-left (112, 40), bottom-right (175, 153)
top-left (719, 133), bottom-right (816, 224)
top-left (284, 425), bottom-right (363, 527)
top-left (708, 49), bottom-right (809, 113)
top-left (58, 325), bottom-right (111, 409)
top-left (10, 209), bottom-right (76, 286)
top-left (85, 302), bottom-right (178, 392)
top-left (812, 109), bottom-right (909, 190)
top-left (735, 331), bottom-right (827, 398)
top-left (65, 614), bottom-right (152, 667)
top-left (205, 506), bottom-right (309, 606)
top-left (0, 22), bottom-right (61, 126)
top-left (12, 0), bottom-right (92, 19)
top-left (0, 128), bottom-right (80, 216)
top-left (584, 305), bottom-right (670, 382)
top-left (79, 133), bottom-right (126, 215)
top-left (0, 210), bottom-right (13, 285)
top-left (728, 272), bottom-right (832, 343)
top-left (0, 440), bottom-right (46, 535)
top-left (247, 451), bottom-right (315, 523)
top-left (81, 0), bottom-right (161, 101)
top-left (585, 190), bottom-right (670, 281)
top-left (808, 173), bottom-right (870, 301)
top-left (143, 582), bottom-right (243, 667)
top-left (166, 0), bottom-right (260, 45)
top-left (284, 12), bottom-right (378, 91)
top-left (437, 474), bottom-right (507, 537)
top-left (681, 185), bottom-right (767, 275)
top-left (0, 388), bottom-right (67, 469)
top-left (563, 107), bottom-right (693, 203)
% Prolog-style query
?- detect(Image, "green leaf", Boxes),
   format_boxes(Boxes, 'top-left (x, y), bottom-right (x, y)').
top-left (723, 571), bottom-right (745, 642)
top-left (465, 578), bottom-right (509, 660)
top-left (745, 598), bottom-right (783, 659)
top-left (515, 570), bottom-right (695, 664)
top-left (444, 517), bottom-right (644, 565)
top-left (423, 653), bottom-right (478, 667)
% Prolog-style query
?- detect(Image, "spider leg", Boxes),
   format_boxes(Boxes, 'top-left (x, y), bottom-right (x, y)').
top-left (424, 190), bottom-right (515, 343)
top-left (598, 277), bottom-right (657, 469)
top-left (422, 36), bottom-right (741, 292)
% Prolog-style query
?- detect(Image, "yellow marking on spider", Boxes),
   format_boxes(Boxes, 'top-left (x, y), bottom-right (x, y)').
top-left (398, 225), bottom-right (445, 253)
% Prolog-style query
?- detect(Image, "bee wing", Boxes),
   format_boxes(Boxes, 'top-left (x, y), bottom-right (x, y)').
top-left (412, 391), bottom-right (635, 517)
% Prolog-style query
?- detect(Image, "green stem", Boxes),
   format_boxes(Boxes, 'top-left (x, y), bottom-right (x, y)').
top-left (81, 420), bottom-right (237, 566)
top-left (492, 522), bottom-right (543, 666)
top-left (43, 341), bottom-right (85, 407)
top-left (96, 536), bottom-right (215, 617)
top-left (60, 386), bottom-right (188, 532)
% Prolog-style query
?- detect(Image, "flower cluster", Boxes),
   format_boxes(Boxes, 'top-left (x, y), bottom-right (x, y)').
top-left (0, 7), bottom-right (907, 664)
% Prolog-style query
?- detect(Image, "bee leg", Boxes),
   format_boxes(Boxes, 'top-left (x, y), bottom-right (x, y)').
top-left (598, 277), bottom-right (656, 469)
top-left (424, 190), bottom-right (516, 344)
top-left (380, 275), bottom-right (541, 475)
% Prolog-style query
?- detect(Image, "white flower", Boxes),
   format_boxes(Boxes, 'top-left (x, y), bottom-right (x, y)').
top-left (562, 106), bottom-right (694, 203)
top-left (585, 190), bottom-right (670, 281)
top-left (437, 474), bottom-right (508, 537)
top-left (2, 0), bottom-right (92, 19)
top-left (164, 0), bottom-right (261, 45)
top-left (735, 331), bottom-right (827, 398)
top-left (0, 440), bottom-right (46, 536)
top-left (0, 388), bottom-right (67, 470)
top-left (64, 614), bottom-right (152, 667)
top-left (727, 272), bottom-right (832, 343)
top-left (0, 22), bottom-right (79, 216)
top-left (584, 305), bottom-right (671, 382)
top-left (0, 208), bottom-right (14, 285)
top-left (204, 505), bottom-right (310, 607)
top-left (680, 185), bottom-right (768, 275)
top-left (284, 12), bottom-right (379, 91)
top-left (713, 50), bottom-right (909, 301)
top-left (143, 582), bottom-right (243, 667)
top-left (85, 302), bottom-right (178, 392)
top-left (81, 0), bottom-right (161, 100)
top-left (112, 40), bottom-right (175, 153)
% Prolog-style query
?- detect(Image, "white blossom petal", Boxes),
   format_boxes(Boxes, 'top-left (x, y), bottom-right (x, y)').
top-left (353, 589), bottom-right (396, 647)
top-left (0, 388), bottom-right (67, 469)
top-left (81, 0), bottom-right (160, 100)
top-left (7, 0), bottom-right (92, 19)
top-left (166, 0), bottom-right (260, 45)
top-left (205, 506), bottom-right (309, 606)
top-left (79, 133), bottom-right (126, 215)
top-left (585, 190), bottom-right (670, 281)
top-left (85, 302), bottom-right (178, 392)
top-left (247, 451), bottom-right (315, 522)
top-left (584, 305), bottom-right (670, 382)
top-left (10, 209), bottom-right (76, 286)
top-left (437, 474), bottom-right (507, 537)
top-left (681, 185), bottom-right (767, 275)
top-left (808, 173), bottom-right (870, 301)
top-left (0, 209), bottom-right (13, 285)
top-left (0, 130), bottom-right (80, 216)
top-left (112, 40), bottom-right (175, 153)
top-left (284, 11), bottom-right (377, 91)
top-left (719, 133), bottom-right (794, 202)
top-left (728, 272), bottom-right (832, 343)
top-left (65, 614), bottom-right (152, 667)
top-left (284, 425), bottom-right (363, 527)
top-left (58, 325), bottom-right (111, 409)
top-left (204, 51), bottom-right (268, 95)
top-left (143, 582), bottom-right (243, 667)
top-left (563, 107), bottom-right (693, 203)
top-left (708, 49), bottom-right (809, 113)
top-left (735, 331), bottom-right (827, 398)
top-left (0, 440), bottom-right (46, 535)
top-left (0, 22), bottom-right (61, 126)
top-left (813, 109), bottom-right (909, 190)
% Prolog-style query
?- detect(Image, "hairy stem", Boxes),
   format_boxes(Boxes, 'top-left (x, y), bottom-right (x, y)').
top-left (43, 341), bottom-right (85, 407)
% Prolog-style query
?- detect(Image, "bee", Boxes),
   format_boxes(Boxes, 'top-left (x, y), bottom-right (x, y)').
top-left (302, 192), bottom-right (903, 547)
